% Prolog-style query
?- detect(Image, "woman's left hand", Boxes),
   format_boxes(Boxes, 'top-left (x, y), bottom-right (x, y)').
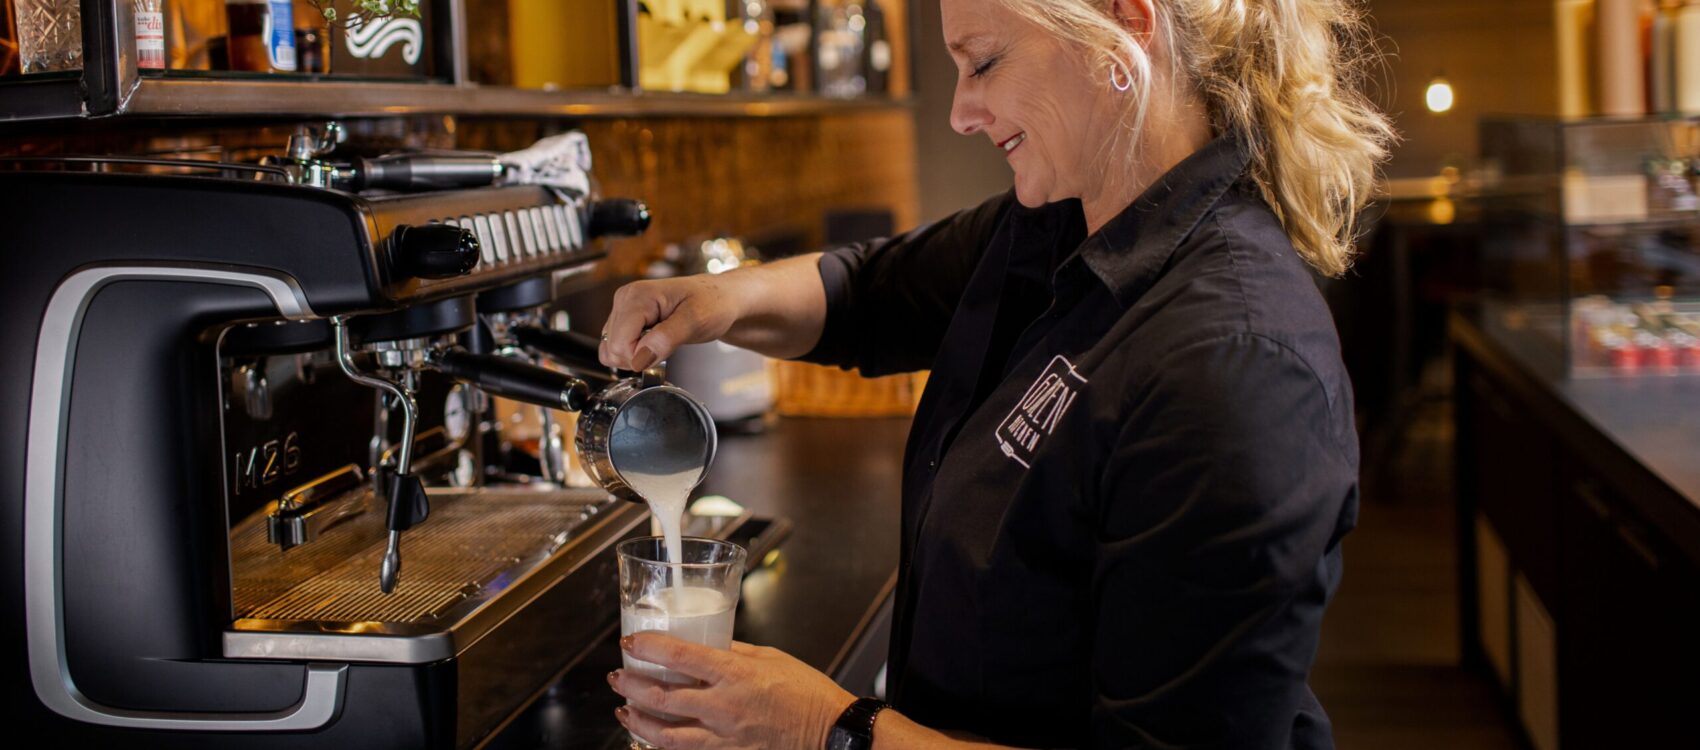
top-left (609, 633), bottom-right (856, 749)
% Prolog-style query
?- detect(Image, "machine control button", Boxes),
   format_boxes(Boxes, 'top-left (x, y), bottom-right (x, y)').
top-left (389, 223), bottom-right (479, 281)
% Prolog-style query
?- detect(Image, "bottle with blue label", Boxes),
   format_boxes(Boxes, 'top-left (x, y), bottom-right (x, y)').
top-left (225, 0), bottom-right (297, 72)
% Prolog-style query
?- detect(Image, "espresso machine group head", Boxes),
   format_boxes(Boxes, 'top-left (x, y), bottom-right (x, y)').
top-left (0, 130), bottom-right (699, 748)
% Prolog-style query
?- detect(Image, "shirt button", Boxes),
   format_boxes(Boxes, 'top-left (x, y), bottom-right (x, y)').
top-left (928, 459), bottom-right (937, 470)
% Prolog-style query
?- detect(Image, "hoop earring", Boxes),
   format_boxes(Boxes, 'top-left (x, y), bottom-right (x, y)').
top-left (1108, 63), bottom-right (1133, 92)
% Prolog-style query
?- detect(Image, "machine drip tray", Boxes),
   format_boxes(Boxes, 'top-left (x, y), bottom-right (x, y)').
top-left (225, 486), bottom-right (647, 664)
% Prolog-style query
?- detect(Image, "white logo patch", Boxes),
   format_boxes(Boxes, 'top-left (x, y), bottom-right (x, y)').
top-left (344, 16), bottom-right (424, 65)
top-left (996, 355), bottom-right (1087, 468)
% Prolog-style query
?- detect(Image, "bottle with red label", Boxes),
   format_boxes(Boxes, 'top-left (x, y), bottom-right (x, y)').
top-left (135, 0), bottom-right (165, 70)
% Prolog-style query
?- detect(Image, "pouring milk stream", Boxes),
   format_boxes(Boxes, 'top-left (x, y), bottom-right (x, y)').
top-left (616, 424), bottom-right (731, 744)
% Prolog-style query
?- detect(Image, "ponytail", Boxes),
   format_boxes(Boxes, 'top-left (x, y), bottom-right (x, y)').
top-left (991, 0), bottom-right (1394, 277)
top-left (1177, 0), bottom-right (1395, 277)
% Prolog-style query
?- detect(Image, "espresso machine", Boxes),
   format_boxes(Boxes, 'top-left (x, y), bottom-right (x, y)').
top-left (0, 128), bottom-right (705, 747)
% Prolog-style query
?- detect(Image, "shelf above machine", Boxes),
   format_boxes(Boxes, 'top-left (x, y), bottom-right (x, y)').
top-left (0, 75), bottom-right (911, 123)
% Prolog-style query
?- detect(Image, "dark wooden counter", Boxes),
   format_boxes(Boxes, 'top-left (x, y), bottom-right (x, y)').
top-left (1451, 308), bottom-right (1700, 563)
top-left (486, 416), bottom-right (910, 750)
top-left (1451, 308), bottom-right (1700, 749)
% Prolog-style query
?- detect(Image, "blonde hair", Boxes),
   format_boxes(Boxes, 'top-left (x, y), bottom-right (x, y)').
top-left (993, 0), bottom-right (1395, 277)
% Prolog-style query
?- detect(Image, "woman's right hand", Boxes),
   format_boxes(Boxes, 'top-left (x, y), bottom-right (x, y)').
top-left (599, 274), bottom-right (744, 371)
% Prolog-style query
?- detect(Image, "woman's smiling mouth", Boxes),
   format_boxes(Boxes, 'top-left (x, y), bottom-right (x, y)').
top-left (998, 131), bottom-right (1027, 154)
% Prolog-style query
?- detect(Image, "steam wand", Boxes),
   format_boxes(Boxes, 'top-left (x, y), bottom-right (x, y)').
top-left (332, 317), bottom-right (428, 594)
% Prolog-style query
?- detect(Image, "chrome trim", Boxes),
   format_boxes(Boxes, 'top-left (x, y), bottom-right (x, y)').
top-left (0, 155), bottom-right (292, 182)
top-left (24, 265), bottom-right (345, 731)
top-left (225, 631), bottom-right (455, 663)
top-left (267, 464), bottom-right (370, 551)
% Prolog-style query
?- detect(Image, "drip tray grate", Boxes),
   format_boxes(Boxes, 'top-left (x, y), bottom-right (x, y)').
top-left (231, 487), bottom-right (613, 626)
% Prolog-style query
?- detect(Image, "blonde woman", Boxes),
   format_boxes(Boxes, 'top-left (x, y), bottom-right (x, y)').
top-left (601, 0), bottom-right (1393, 746)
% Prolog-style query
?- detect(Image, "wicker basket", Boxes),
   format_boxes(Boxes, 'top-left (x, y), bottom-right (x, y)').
top-left (771, 360), bottom-right (927, 417)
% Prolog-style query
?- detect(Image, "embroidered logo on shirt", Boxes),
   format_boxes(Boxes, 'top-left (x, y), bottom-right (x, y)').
top-left (996, 355), bottom-right (1087, 468)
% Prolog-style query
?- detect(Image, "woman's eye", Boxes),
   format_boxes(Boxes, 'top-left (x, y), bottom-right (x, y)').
top-left (970, 56), bottom-right (998, 78)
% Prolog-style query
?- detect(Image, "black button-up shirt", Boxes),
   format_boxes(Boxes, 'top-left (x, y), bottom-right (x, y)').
top-left (801, 136), bottom-right (1358, 749)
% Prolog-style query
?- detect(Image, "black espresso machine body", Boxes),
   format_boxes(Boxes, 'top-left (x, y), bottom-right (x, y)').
top-left (0, 164), bottom-right (651, 746)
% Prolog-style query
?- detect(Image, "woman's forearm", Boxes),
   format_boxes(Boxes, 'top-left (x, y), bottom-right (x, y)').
top-left (718, 252), bottom-right (829, 359)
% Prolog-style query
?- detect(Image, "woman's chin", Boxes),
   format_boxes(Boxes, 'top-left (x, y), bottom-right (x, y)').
top-left (1012, 177), bottom-right (1050, 209)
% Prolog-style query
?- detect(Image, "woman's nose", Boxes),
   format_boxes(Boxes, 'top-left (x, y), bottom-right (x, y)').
top-left (949, 81), bottom-right (989, 136)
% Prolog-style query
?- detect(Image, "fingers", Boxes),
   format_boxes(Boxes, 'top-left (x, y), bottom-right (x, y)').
top-left (609, 669), bottom-right (713, 720)
top-left (615, 705), bottom-right (717, 750)
top-left (629, 308), bottom-right (702, 370)
top-left (602, 281), bottom-right (671, 369)
top-left (622, 632), bottom-right (736, 683)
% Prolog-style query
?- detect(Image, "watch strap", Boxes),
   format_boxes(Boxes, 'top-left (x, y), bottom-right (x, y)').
top-left (826, 696), bottom-right (889, 750)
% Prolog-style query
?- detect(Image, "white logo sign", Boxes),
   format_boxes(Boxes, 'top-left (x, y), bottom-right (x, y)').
top-left (996, 355), bottom-right (1086, 468)
top-left (344, 16), bottom-right (423, 65)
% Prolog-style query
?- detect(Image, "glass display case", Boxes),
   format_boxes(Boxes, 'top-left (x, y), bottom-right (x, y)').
top-left (1478, 115), bottom-right (1700, 377)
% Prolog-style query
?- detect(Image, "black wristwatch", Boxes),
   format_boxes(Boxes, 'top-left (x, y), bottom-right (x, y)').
top-left (825, 696), bottom-right (889, 750)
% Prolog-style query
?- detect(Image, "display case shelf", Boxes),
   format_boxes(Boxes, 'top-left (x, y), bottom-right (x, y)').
top-left (115, 77), bottom-right (910, 119)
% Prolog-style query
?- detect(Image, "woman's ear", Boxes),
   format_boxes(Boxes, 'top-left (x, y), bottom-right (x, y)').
top-left (1110, 0), bottom-right (1157, 37)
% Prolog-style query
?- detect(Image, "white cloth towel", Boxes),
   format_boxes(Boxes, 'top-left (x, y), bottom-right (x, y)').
top-left (499, 131), bottom-right (593, 198)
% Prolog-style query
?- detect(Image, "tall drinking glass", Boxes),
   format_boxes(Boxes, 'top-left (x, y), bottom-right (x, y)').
top-left (617, 536), bottom-right (746, 750)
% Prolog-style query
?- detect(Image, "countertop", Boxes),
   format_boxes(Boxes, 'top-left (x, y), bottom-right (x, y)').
top-left (486, 416), bottom-right (911, 749)
top-left (1451, 306), bottom-right (1700, 556)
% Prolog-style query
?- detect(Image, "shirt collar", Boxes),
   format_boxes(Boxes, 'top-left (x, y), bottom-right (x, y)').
top-left (1076, 134), bottom-right (1252, 307)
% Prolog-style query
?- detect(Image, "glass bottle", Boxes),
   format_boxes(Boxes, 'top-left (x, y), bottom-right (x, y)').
top-left (135, 0), bottom-right (165, 70)
top-left (224, 0), bottom-right (295, 72)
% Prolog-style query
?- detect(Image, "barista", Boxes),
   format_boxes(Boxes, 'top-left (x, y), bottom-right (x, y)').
top-left (601, 0), bottom-right (1392, 746)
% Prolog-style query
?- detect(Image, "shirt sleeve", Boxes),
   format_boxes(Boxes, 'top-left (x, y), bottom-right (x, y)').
top-left (1090, 333), bottom-right (1357, 749)
top-left (796, 191), bottom-right (1015, 377)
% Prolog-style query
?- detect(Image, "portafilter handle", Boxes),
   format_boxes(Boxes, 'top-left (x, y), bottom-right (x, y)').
top-left (508, 325), bottom-right (665, 384)
top-left (434, 343), bottom-right (689, 501)
top-left (428, 349), bottom-right (590, 411)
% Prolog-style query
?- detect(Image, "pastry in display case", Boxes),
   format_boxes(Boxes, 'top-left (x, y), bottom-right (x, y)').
top-left (1477, 115), bottom-right (1700, 376)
